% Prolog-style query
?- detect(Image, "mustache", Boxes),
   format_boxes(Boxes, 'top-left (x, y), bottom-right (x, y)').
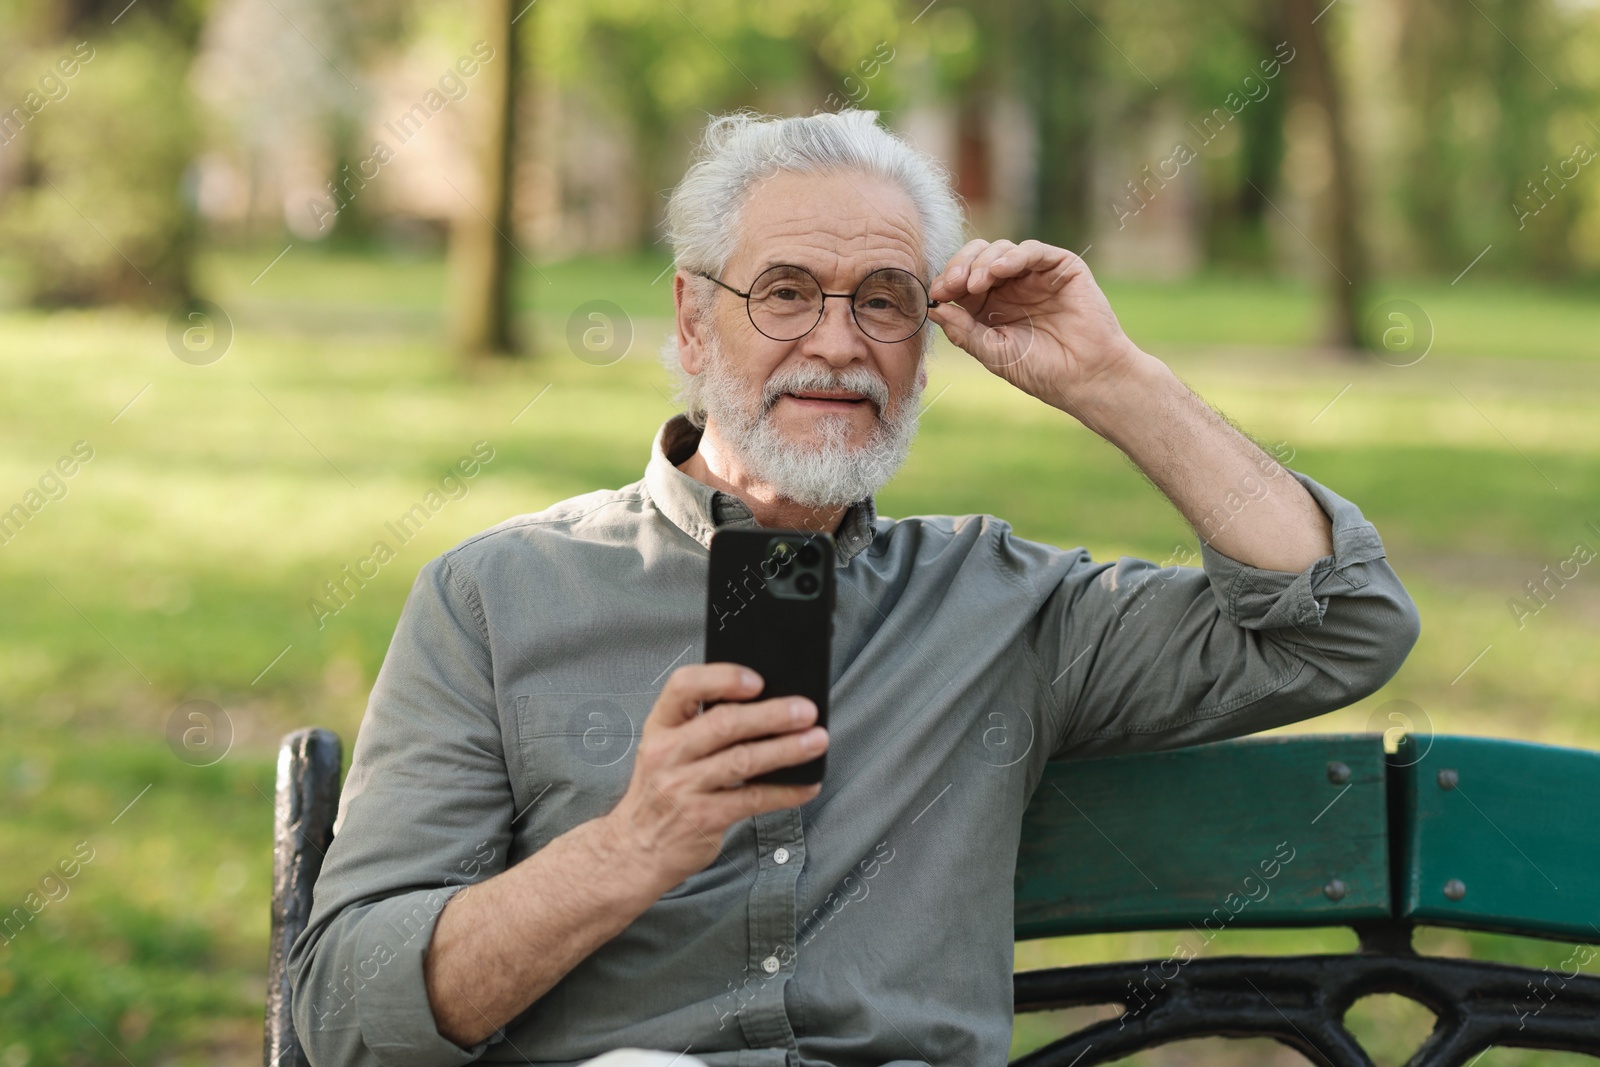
top-left (759, 363), bottom-right (892, 415)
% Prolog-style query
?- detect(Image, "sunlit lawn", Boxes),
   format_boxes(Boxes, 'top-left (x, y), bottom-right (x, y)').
top-left (1, 245), bottom-right (1597, 1064)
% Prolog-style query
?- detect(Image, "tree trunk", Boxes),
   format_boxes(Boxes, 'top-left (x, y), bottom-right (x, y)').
top-left (1216, 7), bottom-right (1290, 268)
top-left (1014, 0), bottom-right (1098, 252)
top-left (449, 0), bottom-right (522, 358)
top-left (1283, 0), bottom-right (1368, 350)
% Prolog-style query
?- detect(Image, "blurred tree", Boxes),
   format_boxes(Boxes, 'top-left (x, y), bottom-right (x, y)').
top-left (327, 0), bottom-right (416, 247)
top-left (1, 2), bottom-right (204, 307)
top-left (1013, 0), bottom-right (1100, 253)
top-left (191, 0), bottom-right (381, 244)
top-left (1393, 0), bottom-right (1582, 279)
top-left (1187, 1), bottom-right (1289, 270)
top-left (1284, 0), bottom-right (1368, 348)
top-left (448, 0), bottom-right (520, 358)
top-left (191, 2), bottom-right (311, 237)
top-left (1392, 0), bottom-right (1479, 274)
top-left (532, 0), bottom-right (909, 252)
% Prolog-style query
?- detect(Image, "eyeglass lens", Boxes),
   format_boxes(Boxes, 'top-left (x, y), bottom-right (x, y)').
top-left (746, 265), bottom-right (928, 343)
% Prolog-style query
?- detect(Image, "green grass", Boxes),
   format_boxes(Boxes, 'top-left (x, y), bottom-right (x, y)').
top-left (2, 246), bottom-right (1598, 1063)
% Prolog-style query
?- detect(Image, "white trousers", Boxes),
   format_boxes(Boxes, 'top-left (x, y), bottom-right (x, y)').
top-left (576, 1051), bottom-right (709, 1067)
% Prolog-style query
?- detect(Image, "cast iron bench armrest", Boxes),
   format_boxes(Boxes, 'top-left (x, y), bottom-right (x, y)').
top-left (265, 728), bottom-right (342, 1067)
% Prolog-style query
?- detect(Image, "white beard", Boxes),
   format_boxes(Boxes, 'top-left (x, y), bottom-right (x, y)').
top-left (696, 330), bottom-right (925, 509)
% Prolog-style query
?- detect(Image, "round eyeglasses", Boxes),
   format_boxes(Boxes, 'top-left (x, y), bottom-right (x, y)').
top-left (696, 264), bottom-right (939, 344)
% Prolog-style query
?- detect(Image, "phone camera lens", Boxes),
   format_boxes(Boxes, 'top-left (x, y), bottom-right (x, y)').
top-left (795, 572), bottom-right (819, 595)
top-left (796, 543), bottom-right (820, 567)
top-left (770, 544), bottom-right (796, 576)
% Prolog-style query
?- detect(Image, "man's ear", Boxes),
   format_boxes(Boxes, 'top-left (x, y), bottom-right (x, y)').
top-left (673, 271), bottom-right (706, 375)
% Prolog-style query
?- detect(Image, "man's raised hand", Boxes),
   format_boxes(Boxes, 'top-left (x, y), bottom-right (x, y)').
top-left (927, 238), bottom-right (1148, 419)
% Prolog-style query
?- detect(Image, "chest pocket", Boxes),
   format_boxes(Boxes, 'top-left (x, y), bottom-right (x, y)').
top-left (513, 691), bottom-right (652, 845)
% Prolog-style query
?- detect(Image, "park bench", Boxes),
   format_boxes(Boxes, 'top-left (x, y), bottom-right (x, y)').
top-left (265, 728), bottom-right (1600, 1066)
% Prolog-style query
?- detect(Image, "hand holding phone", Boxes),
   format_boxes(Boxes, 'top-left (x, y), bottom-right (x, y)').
top-left (600, 665), bottom-right (825, 893)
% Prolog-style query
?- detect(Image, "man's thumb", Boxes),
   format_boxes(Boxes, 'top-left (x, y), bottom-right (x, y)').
top-left (929, 303), bottom-right (978, 350)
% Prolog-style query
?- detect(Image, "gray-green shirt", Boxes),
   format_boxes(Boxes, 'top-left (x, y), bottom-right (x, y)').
top-left (289, 413), bottom-right (1420, 1067)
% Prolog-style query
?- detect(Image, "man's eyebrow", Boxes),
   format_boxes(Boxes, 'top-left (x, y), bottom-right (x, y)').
top-left (751, 259), bottom-right (807, 276)
top-left (749, 259), bottom-right (927, 286)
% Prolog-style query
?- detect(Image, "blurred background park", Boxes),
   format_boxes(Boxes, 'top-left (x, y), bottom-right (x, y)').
top-left (2, 0), bottom-right (1599, 1062)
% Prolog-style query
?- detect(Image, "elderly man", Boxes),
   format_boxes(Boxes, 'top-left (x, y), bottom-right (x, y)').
top-left (289, 109), bottom-right (1420, 1067)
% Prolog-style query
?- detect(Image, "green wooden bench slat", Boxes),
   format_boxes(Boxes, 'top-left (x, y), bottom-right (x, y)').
top-left (1394, 734), bottom-right (1600, 942)
top-left (1015, 734), bottom-right (1391, 940)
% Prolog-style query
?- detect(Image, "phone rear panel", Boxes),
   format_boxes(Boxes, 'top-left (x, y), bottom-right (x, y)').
top-left (704, 528), bottom-right (835, 785)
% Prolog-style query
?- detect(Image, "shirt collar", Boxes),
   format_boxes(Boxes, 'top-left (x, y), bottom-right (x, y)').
top-left (643, 414), bottom-right (877, 567)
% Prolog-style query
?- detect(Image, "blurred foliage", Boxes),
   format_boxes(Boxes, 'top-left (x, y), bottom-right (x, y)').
top-left (0, 18), bottom-right (198, 306)
top-left (527, 0), bottom-right (930, 237)
top-left (2, 0), bottom-right (1599, 308)
top-left (1391, 0), bottom-right (1600, 277)
top-left (516, 0), bottom-right (1600, 288)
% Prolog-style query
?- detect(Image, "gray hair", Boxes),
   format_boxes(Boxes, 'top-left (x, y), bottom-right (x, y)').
top-left (658, 108), bottom-right (968, 427)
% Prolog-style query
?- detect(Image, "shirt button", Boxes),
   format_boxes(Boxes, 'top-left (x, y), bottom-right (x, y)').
top-left (773, 847), bottom-right (791, 865)
top-left (761, 955), bottom-right (781, 975)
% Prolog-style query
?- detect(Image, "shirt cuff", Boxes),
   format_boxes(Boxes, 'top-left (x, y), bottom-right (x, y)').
top-left (1197, 469), bottom-right (1390, 631)
top-left (350, 885), bottom-right (506, 1066)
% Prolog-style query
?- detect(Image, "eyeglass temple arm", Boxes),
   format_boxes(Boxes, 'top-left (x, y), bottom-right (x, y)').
top-left (693, 271), bottom-right (749, 298)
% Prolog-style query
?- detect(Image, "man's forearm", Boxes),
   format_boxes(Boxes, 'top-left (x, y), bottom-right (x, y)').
top-left (1070, 348), bottom-right (1334, 573)
top-left (423, 814), bottom-right (670, 1047)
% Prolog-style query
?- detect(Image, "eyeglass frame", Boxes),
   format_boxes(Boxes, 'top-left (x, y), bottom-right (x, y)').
top-left (694, 263), bottom-right (941, 344)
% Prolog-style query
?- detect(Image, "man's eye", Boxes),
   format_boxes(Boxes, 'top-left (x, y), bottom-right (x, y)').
top-left (862, 297), bottom-right (891, 310)
top-left (773, 287), bottom-right (800, 301)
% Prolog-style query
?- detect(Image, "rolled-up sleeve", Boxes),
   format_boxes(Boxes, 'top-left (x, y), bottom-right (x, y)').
top-left (1024, 470), bottom-right (1421, 759)
top-left (288, 554), bottom-right (514, 1066)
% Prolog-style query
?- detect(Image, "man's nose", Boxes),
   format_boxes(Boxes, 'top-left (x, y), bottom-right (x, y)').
top-left (799, 296), bottom-right (869, 367)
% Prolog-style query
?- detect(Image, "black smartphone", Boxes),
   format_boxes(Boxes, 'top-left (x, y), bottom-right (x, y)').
top-left (703, 528), bottom-right (835, 785)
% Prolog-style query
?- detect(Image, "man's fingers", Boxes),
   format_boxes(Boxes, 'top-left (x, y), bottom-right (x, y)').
top-left (930, 239), bottom-right (993, 301)
top-left (962, 240), bottom-right (1020, 291)
top-left (697, 725), bottom-right (829, 790)
top-left (704, 782), bottom-right (823, 825)
top-left (1045, 248), bottom-right (1092, 291)
top-left (970, 240), bottom-right (1076, 292)
top-left (947, 238), bottom-right (992, 273)
top-left (676, 695), bottom-right (817, 762)
top-left (649, 663), bottom-right (763, 729)
top-left (935, 239), bottom-right (1077, 301)
top-left (930, 302), bottom-right (1023, 370)
top-left (991, 240), bottom-right (1063, 280)
top-left (928, 300), bottom-right (980, 351)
